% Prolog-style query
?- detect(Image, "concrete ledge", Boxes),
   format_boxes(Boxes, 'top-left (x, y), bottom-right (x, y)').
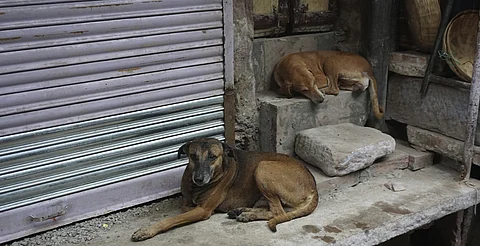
top-left (72, 164), bottom-right (480, 246)
top-left (258, 91), bottom-right (369, 155)
top-left (406, 125), bottom-right (480, 166)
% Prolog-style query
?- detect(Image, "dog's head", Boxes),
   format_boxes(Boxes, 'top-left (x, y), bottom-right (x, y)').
top-left (177, 138), bottom-right (235, 186)
top-left (291, 68), bottom-right (326, 104)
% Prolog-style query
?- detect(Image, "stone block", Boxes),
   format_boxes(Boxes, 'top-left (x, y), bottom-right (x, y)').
top-left (395, 140), bottom-right (434, 171)
top-left (258, 91), bottom-right (368, 155)
top-left (305, 147), bottom-right (409, 196)
top-left (386, 75), bottom-right (480, 145)
top-left (388, 51), bottom-right (429, 77)
top-left (406, 125), bottom-right (480, 165)
top-left (363, 149), bottom-right (409, 178)
top-left (295, 123), bottom-right (396, 176)
top-left (253, 32), bottom-right (336, 92)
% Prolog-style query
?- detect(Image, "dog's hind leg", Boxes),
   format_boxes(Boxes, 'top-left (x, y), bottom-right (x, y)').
top-left (254, 161), bottom-right (318, 232)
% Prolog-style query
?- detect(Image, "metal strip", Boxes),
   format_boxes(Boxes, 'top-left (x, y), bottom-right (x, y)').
top-left (1, 82), bottom-right (224, 136)
top-left (0, 29), bottom-right (224, 73)
top-left (0, 96), bottom-right (224, 142)
top-left (1, 64), bottom-right (224, 115)
top-left (0, 0), bottom-right (222, 29)
top-left (0, 11), bottom-right (223, 52)
top-left (223, 0), bottom-right (234, 90)
top-left (1, 46), bottom-right (223, 93)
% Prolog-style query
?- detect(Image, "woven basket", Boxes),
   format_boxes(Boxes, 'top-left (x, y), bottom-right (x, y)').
top-left (443, 10), bottom-right (479, 82)
top-left (405, 0), bottom-right (441, 52)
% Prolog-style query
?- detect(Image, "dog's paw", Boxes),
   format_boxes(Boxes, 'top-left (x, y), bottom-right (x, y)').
top-left (236, 213), bottom-right (256, 222)
top-left (131, 227), bottom-right (156, 242)
top-left (227, 208), bottom-right (243, 219)
top-left (267, 220), bottom-right (278, 232)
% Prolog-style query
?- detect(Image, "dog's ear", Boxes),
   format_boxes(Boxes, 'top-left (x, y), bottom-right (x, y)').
top-left (177, 142), bottom-right (190, 159)
top-left (221, 142), bottom-right (236, 159)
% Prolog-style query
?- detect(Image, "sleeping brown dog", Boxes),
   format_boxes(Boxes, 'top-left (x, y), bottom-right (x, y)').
top-left (273, 50), bottom-right (383, 119)
top-left (131, 138), bottom-right (318, 241)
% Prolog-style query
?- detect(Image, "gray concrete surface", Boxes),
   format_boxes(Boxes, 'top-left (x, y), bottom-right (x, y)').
top-left (296, 123), bottom-right (395, 176)
top-left (7, 165), bottom-right (479, 246)
top-left (258, 91), bottom-right (369, 155)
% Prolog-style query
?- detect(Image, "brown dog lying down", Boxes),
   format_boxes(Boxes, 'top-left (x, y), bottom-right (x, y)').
top-left (273, 50), bottom-right (384, 119)
top-left (131, 138), bottom-right (318, 241)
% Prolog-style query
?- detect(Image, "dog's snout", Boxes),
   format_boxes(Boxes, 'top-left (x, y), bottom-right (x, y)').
top-left (193, 175), bottom-right (205, 185)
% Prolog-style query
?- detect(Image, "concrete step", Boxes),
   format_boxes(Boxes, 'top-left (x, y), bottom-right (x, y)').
top-left (258, 91), bottom-right (369, 156)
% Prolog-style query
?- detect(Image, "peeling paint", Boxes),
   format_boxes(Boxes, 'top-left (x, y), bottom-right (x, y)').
top-left (118, 67), bottom-right (141, 73)
top-left (0, 37), bottom-right (20, 41)
top-left (71, 3), bottom-right (133, 9)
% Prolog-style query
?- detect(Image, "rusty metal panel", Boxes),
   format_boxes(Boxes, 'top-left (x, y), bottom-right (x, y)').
top-left (291, 0), bottom-right (337, 33)
top-left (0, 0), bottom-right (230, 243)
top-left (253, 0), bottom-right (289, 37)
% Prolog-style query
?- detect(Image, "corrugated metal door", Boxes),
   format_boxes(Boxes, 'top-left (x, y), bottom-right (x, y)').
top-left (0, 0), bottom-right (233, 243)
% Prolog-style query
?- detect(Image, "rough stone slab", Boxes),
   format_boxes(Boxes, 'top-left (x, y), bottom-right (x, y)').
top-left (307, 147), bottom-right (409, 196)
top-left (295, 123), bottom-right (396, 176)
top-left (386, 75), bottom-right (480, 145)
top-left (258, 91), bottom-right (368, 155)
top-left (406, 125), bottom-right (480, 166)
top-left (389, 51), bottom-right (429, 77)
top-left (253, 32), bottom-right (336, 92)
top-left (62, 165), bottom-right (480, 246)
top-left (395, 140), bottom-right (434, 171)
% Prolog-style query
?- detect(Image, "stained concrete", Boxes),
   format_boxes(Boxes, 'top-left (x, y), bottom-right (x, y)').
top-left (258, 91), bottom-right (369, 155)
top-left (14, 165), bottom-right (477, 246)
top-left (8, 145), bottom-right (479, 246)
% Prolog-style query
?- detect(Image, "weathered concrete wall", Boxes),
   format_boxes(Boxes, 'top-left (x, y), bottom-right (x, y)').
top-left (335, 0), bottom-right (369, 54)
top-left (386, 75), bottom-right (480, 144)
top-left (233, 0), bottom-right (258, 151)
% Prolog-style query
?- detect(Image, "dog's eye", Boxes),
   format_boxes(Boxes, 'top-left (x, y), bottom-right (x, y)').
top-left (208, 153), bottom-right (216, 160)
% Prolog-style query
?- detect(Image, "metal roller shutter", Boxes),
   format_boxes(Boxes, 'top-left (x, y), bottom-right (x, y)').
top-left (0, 0), bottom-right (233, 243)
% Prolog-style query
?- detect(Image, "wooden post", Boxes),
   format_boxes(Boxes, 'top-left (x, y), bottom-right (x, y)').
top-left (462, 18), bottom-right (480, 180)
top-left (367, 0), bottom-right (392, 129)
top-left (419, 0), bottom-right (454, 96)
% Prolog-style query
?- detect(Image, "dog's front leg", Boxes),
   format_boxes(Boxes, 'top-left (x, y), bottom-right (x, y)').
top-left (131, 206), bottom-right (212, 241)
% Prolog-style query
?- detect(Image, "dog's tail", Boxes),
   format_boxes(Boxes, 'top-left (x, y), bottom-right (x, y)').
top-left (364, 72), bottom-right (384, 119)
top-left (267, 189), bottom-right (319, 232)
